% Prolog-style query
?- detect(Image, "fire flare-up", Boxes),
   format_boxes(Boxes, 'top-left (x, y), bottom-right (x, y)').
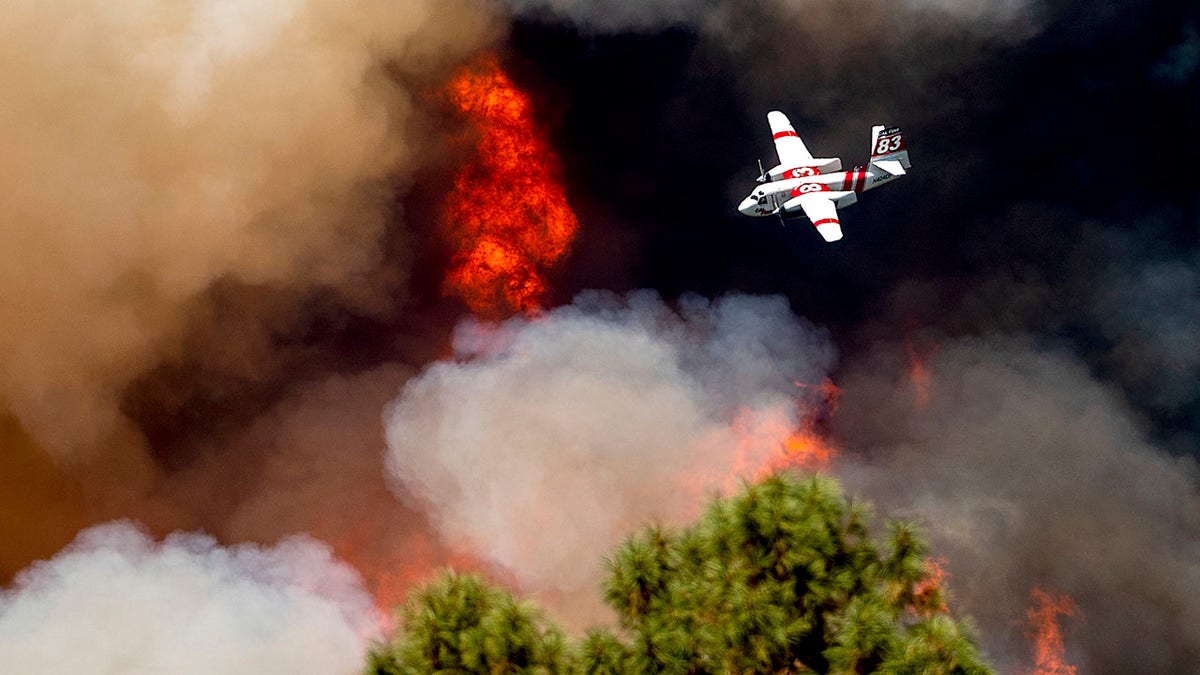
top-left (719, 378), bottom-right (840, 494)
top-left (773, 378), bottom-right (841, 473)
top-left (442, 54), bottom-right (578, 318)
top-left (1027, 588), bottom-right (1079, 675)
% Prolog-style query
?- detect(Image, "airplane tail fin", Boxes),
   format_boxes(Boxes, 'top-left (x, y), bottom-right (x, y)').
top-left (869, 125), bottom-right (911, 173)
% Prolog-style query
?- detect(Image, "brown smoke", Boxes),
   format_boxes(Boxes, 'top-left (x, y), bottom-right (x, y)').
top-left (0, 0), bottom-right (498, 462)
top-left (0, 3), bottom-right (511, 667)
top-left (0, 0), bottom-right (501, 577)
top-left (161, 364), bottom-right (477, 613)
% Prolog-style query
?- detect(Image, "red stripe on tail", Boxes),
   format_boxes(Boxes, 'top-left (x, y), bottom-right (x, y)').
top-left (812, 218), bottom-right (839, 228)
top-left (772, 130), bottom-right (799, 139)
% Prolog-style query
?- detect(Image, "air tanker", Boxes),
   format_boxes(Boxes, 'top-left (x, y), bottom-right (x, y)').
top-left (738, 111), bottom-right (911, 242)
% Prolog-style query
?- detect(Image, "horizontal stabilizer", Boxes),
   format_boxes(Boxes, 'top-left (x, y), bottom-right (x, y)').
top-left (872, 159), bottom-right (906, 176)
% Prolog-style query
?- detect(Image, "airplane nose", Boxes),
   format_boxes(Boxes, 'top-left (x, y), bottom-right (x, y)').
top-left (738, 196), bottom-right (758, 215)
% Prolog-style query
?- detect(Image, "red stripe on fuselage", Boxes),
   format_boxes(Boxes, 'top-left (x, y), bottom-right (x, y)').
top-left (811, 218), bottom-right (839, 227)
top-left (773, 130), bottom-right (799, 139)
top-left (841, 171), bottom-right (854, 191)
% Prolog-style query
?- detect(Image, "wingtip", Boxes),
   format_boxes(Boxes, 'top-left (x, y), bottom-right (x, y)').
top-left (816, 222), bottom-right (844, 242)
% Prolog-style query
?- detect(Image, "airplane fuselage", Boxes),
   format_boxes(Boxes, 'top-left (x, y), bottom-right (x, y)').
top-left (740, 114), bottom-right (910, 241)
top-left (738, 166), bottom-right (899, 217)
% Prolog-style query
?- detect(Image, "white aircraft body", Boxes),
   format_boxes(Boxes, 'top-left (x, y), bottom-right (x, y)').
top-left (737, 111), bottom-right (911, 242)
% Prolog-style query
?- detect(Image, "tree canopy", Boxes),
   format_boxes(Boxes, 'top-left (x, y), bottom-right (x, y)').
top-left (367, 473), bottom-right (992, 674)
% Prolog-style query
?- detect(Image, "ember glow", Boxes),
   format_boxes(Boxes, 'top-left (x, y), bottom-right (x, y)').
top-left (905, 340), bottom-right (935, 407)
top-left (910, 557), bottom-right (950, 616)
top-left (773, 378), bottom-right (841, 473)
top-left (442, 54), bottom-right (579, 318)
top-left (1027, 588), bottom-right (1079, 675)
top-left (775, 428), bottom-right (836, 471)
top-left (720, 380), bottom-right (840, 493)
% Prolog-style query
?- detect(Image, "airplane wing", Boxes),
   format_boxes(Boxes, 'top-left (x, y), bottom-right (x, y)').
top-left (780, 192), bottom-right (844, 242)
top-left (767, 111), bottom-right (814, 168)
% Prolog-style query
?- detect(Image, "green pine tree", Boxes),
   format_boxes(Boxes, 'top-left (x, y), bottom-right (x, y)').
top-left (367, 473), bottom-right (993, 674)
top-left (366, 571), bottom-right (569, 674)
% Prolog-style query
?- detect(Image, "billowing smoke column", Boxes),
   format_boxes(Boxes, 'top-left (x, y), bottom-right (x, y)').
top-left (0, 0), bottom-right (496, 463)
top-left (383, 291), bottom-right (835, 621)
top-left (0, 0), bottom-right (501, 664)
top-left (0, 522), bottom-right (376, 674)
top-left (0, 0), bottom-right (499, 593)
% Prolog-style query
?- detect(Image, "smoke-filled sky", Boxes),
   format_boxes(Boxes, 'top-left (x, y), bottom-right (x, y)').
top-left (2, 0), bottom-right (1198, 672)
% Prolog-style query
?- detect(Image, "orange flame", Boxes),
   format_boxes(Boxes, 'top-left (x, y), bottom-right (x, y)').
top-left (769, 378), bottom-right (840, 475)
top-left (442, 54), bottom-right (578, 318)
top-left (910, 557), bottom-right (950, 616)
top-left (711, 380), bottom-right (840, 494)
top-left (773, 426), bottom-right (837, 474)
top-left (1026, 587), bottom-right (1079, 675)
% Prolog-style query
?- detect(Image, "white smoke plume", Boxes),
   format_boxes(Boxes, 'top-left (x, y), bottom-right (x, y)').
top-left (0, 522), bottom-right (377, 674)
top-left (0, 0), bottom-right (498, 463)
top-left (383, 291), bottom-right (835, 622)
top-left (833, 337), bottom-right (1200, 672)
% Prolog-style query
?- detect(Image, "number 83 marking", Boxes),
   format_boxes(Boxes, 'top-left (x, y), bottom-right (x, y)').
top-left (875, 135), bottom-right (903, 154)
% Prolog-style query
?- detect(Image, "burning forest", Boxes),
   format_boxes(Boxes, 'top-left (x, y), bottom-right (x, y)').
top-left (2, 0), bottom-right (1199, 672)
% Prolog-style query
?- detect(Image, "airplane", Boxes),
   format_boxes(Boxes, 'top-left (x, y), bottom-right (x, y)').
top-left (737, 111), bottom-right (911, 242)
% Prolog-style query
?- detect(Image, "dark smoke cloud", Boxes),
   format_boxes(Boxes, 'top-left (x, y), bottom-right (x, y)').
top-left (502, 0), bottom-right (1037, 34)
top-left (833, 337), bottom-right (1200, 672)
top-left (1152, 25), bottom-right (1200, 84)
top-left (502, 0), bottom-right (705, 31)
top-left (504, 0), bottom-right (1200, 669)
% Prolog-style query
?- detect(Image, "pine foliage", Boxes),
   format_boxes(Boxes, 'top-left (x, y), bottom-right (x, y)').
top-left (367, 473), bottom-right (993, 674)
top-left (366, 571), bottom-right (568, 674)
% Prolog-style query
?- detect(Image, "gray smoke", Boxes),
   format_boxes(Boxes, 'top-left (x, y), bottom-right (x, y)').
top-left (0, 521), bottom-right (377, 674)
top-left (1153, 25), bottom-right (1200, 84)
top-left (501, 0), bottom-right (704, 31)
top-left (501, 0), bottom-right (1035, 34)
top-left (1075, 225), bottom-right (1200, 447)
top-left (383, 291), bottom-right (835, 624)
top-left (834, 337), bottom-right (1200, 673)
